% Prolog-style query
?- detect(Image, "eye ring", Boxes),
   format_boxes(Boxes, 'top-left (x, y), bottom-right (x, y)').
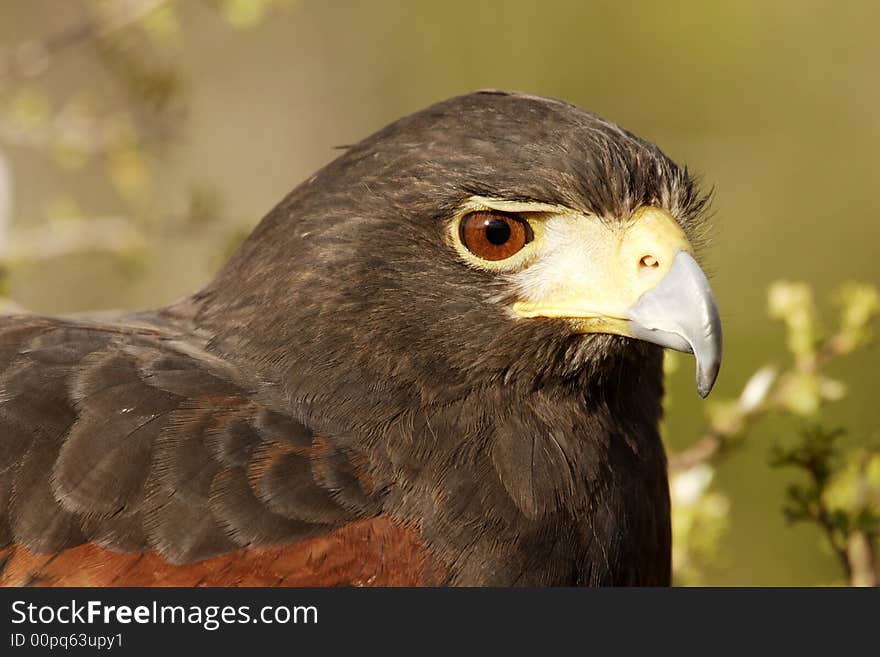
top-left (458, 211), bottom-right (534, 261)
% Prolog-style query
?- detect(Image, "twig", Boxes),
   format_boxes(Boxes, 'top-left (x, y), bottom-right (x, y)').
top-left (669, 320), bottom-right (870, 474)
top-left (669, 431), bottom-right (725, 472)
top-left (808, 475), bottom-right (853, 582)
top-left (669, 366), bottom-right (777, 472)
top-left (847, 532), bottom-right (877, 587)
top-left (847, 450), bottom-right (879, 587)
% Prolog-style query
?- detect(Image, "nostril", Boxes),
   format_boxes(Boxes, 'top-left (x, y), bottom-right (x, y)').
top-left (640, 255), bottom-right (659, 269)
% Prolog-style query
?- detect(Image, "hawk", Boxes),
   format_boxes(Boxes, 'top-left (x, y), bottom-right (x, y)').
top-left (0, 91), bottom-right (721, 586)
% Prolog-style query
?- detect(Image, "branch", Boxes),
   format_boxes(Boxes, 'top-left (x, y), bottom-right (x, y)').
top-left (669, 366), bottom-right (777, 472)
top-left (669, 293), bottom-right (876, 474)
top-left (667, 281), bottom-right (879, 586)
top-left (847, 532), bottom-right (877, 587)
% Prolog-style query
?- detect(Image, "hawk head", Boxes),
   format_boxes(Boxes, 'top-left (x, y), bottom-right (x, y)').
top-left (199, 91), bottom-right (720, 408)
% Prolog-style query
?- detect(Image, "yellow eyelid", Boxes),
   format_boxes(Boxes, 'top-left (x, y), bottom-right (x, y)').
top-left (448, 196), bottom-right (573, 272)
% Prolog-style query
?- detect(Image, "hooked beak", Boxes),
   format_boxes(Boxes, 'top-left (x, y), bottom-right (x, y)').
top-left (512, 207), bottom-right (722, 397)
top-left (627, 250), bottom-right (722, 397)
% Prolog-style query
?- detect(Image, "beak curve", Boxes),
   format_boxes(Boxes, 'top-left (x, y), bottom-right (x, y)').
top-left (627, 250), bottom-right (722, 397)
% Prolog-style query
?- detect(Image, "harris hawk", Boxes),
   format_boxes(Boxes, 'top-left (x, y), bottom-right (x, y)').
top-left (0, 91), bottom-right (721, 587)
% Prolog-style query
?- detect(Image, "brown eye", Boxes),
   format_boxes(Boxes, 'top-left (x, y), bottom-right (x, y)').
top-left (458, 211), bottom-right (533, 261)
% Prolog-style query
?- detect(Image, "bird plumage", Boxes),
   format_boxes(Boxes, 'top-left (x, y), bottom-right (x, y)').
top-left (0, 91), bottom-right (713, 586)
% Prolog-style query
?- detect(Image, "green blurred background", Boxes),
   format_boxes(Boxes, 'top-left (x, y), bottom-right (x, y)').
top-left (1, 1), bottom-right (877, 585)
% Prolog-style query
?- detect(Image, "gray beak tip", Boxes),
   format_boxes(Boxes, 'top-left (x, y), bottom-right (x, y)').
top-left (696, 360), bottom-right (720, 398)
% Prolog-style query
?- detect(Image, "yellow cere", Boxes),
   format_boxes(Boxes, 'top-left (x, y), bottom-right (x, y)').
top-left (510, 206), bottom-right (692, 336)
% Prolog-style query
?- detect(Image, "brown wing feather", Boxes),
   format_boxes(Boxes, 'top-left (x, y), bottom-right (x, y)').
top-left (0, 517), bottom-right (440, 586)
top-left (0, 314), bottom-right (433, 586)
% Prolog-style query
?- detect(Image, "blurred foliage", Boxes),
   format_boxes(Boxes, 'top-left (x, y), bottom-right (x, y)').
top-left (670, 463), bottom-right (730, 586)
top-left (0, 0), bottom-right (292, 301)
top-left (770, 426), bottom-right (879, 586)
top-left (218, 0), bottom-right (296, 29)
top-left (668, 281), bottom-right (880, 585)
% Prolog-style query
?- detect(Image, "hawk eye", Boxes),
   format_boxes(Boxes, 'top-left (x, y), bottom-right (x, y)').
top-left (458, 211), bottom-right (533, 261)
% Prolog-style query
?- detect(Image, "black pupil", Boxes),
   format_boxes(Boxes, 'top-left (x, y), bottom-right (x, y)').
top-left (484, 217), bottom-right (511, 245)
